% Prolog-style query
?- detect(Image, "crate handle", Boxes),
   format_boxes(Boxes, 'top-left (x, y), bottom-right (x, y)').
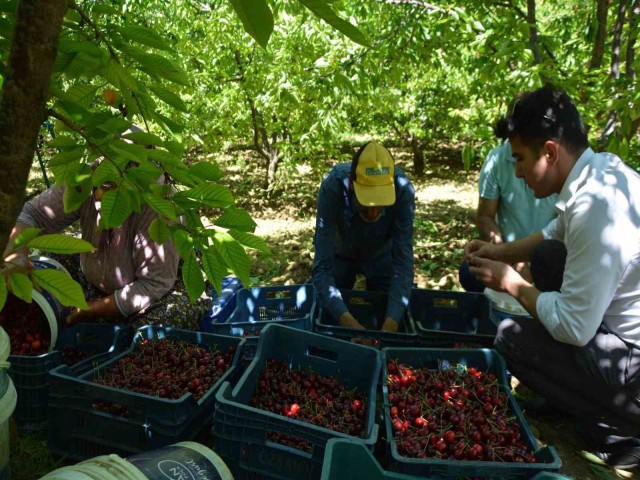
top-left (306, 346), bottom-right (338, 363)
top-left (266, 289), bottom-right (292, 299)
top-left (433, 297), bottom-right (458, 309)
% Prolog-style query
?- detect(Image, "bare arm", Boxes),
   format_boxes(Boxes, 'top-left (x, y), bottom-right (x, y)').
top-left (3, 221), bottom-right (33, 268)
top-left (476, 197), bottom-right (503, 243)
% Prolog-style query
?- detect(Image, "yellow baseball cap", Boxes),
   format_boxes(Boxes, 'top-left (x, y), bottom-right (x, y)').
top-left (352, 142), bottom-right (396, 207)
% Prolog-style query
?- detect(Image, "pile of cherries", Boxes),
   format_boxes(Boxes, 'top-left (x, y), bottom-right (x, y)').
top-left (93, 338), bottom-right (235, 416)
top-left (251, 358), bottom-right (368, 450)
top-left (1, 295), bottom-right (50, 355)
top-left (386, 359), bottom-right (537, 463)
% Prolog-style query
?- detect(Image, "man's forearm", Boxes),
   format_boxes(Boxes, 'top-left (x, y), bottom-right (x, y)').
top-left (497, 231), bottom-right (544, 264)
top-left (477, 216), bottom-right (503, 243)
top-left (3, 221), bottom-right (32, 260)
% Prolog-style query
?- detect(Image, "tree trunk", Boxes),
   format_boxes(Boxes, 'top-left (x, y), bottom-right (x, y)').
top-left (0, 0), bottom-right (67, 258)
top-left (266, 150), bottom-right (280, 191)
top-left (589, 0), bottom-right (609, 69)
top-left (612, 0), bottom-right (629, 80)
top-left (526, 0), bottom-right (543, 65)
top-left (600, 0), bottom-right (630, 147)
top-left (410, 137), bottom-right (425, 177)
top-left (626, 0), bottom-right (639, 78)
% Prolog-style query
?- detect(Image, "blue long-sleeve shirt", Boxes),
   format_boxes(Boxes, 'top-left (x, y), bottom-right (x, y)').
top-left (311, 163), bottom-right (415, 323)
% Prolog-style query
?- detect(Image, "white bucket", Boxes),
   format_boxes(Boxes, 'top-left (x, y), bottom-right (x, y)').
top-left (0, 375), bottom-right (17, 480)
top-left (0, 327), bottom-right (9, 398)
top-left (40, 441), bottom-right (234, 480)
top-left (484, 288), bottom-right (532, 325)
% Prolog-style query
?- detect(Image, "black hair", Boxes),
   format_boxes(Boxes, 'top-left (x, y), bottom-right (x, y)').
top-left (494, 85), bottom-right (589, 155)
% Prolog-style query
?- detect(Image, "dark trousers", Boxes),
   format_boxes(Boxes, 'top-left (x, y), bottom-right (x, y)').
top-left (458, 260), bottom-right (486, 293)
top-left (494, 239), bottom-right (640, 448)
top-left (333, 249), bottom-right (392, 292)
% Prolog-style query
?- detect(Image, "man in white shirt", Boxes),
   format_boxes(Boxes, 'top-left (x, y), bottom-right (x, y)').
top-left (465, 85), bottom-right (640, 470)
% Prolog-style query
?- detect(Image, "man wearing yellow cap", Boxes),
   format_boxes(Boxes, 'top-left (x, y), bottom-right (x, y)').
top-left (311, 141), bottom-right (415, 332)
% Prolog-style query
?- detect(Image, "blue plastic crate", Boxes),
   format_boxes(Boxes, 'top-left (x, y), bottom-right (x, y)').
top-left (207, 284), bottom-right (317, 361)
top-left (410, 289), bottom-right (497, 348)
top-left (199, 276), bottom-right (244, 332)
top-left (322, 439), bottom-right (435, 480)
top-left (47, 326), bottom-right (244, 459)
top-left (8, 323), bottom-right (133, 430)
top-left (381, 347), bottom-right (561, 479)
top-left (212, 323), bottom-right (381, 480)
top-left (315, 289), bottom-right (419, 348)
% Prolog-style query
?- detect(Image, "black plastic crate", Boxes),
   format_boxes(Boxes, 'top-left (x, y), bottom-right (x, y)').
top-left (207, 284), bottom-right (316, 361)
top-left (381, 347), bottom-right (562, 479)
top-left (410, 289), bottom-right (497, 348)
top-left (315, 289), bottom-right (419, 348)
top-left (47, 326), bottom-right (244, 459)
top-left (8, 323), bottom-right (133, 430)
top-left (212, 324), bottom-right (381, 480)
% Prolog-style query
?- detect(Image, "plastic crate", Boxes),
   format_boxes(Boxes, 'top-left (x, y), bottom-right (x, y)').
top-left (315, 289), bottom-right (419, 348)
top-left (321, 439), bottom-right (435, 480)
top-left (410, 289), bottom-right (497, 348)
top-left (47, 326), bottom-right (244, 459)
top-left (8, 323), bottom-right (133, 430)
top-left (212, 323), bottom-right (381, 480)
top-left (530, 474), bottom-right (575, 480)
top-left (199, 276), bottom-right (244, 332)
top-left (207, 284), bottom-right (317, 361)
top-left (381, 347), bottom-right (562, 479)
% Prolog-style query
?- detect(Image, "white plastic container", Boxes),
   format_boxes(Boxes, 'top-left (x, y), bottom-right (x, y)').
top-left (40, 441), bottom-right (234, 480)
top-left (0, 373), bottom-right (17, 480)
top-left (484, 288), bottom-right (532, 325)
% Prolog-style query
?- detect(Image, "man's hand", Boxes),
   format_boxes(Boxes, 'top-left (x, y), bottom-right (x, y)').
top-left (468, 256), bottom-right (526, 294)
top-left (381, 317), bottom-right (399, 333)
top-left (464, 239), bottom-right (501, 262)
top-left (339, 311), bottom-right (365, 330)
top-left (66, 305), bottom-right (94, 326)
top-left (3, 252), bottom-right (33, 273)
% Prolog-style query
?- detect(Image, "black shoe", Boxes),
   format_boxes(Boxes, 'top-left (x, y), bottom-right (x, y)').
top-left (594, 443), bottom-right (640, 470)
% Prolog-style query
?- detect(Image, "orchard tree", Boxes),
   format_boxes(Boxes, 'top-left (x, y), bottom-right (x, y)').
top-left (0, 0), bottom-right (367, 310)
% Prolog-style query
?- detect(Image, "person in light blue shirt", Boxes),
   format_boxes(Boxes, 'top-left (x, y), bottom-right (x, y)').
top-left (311, 142), bottom-right (415, 333)
top-left (459, 140), bottom-right (557, 292)
top-left (466, 85), bottom-right (640, 470)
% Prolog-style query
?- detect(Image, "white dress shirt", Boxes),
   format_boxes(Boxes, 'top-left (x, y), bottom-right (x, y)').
top-left (538, 148), bottom-right (640, 347)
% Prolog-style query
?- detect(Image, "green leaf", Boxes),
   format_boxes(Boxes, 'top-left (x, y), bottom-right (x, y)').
top-left (229, 230), bottom-right (270, 254)
top-left (297, 0), bottom-right (370, 47)
top-left (61, 83), bottom-right (100, 109)
top-left (96, 117), bottom-right (132, 135)
top-left (213, 231), bottom-right (250, 285)
top-left (147, 148), bottom-right (181, 166)
top-left (92, 4), bottom-right (120, 16)
top-left (182, 252), bottom-right (205, 303)
top-left (100, 189), bottom-right (133, 229)
top-left (63, 164), bottom-right (93, 213)
top-left (173, 184), bottom-right (234, 208)
top-left (11, 227), bottom-right (43, 250)
top-left (172, 229), bottom-right (194, 257)
top-left (117, 25), bottom-right (175, 53)
top-left (165, 164), bottom-right (197, 187)
top-left (0, 276), bottom-right (6, 312)
top-left (28, 234), bottom-right (95, 254)
top-left (8, 272), bottom-right (32, 303)
top-left (189, 162), bottom-right (222, 182)
top-left (123, 49), bottom-right (190, 86)
top-left (48, 136), bottom-right (78, 148)
top-left (144, 194), bottom-right (177, 221)
top-left (123, 131), bottom-right (166, 148)
top-left (0, 1), bottom-right (17, 13)
top-left (228, 0), bottom-right (274, 49)
top-left (214, 207), bottom-right (257, 232)
top-left (148, 84), bottom-right (188, 112)
top-left (149, 218), bottom-right (171, 245)
top-left (48, 147), bottom-right (85, 167)
top-left (32, 269), bottom-right (88, 308)
top-left (201, 247), bottom-right (228, 295)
